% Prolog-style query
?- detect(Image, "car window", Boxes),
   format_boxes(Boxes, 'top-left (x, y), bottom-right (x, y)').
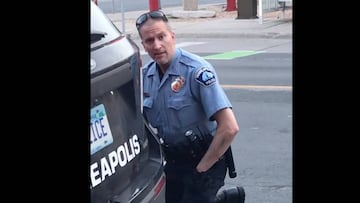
top-left (90, 1), bottom-right (122, 47)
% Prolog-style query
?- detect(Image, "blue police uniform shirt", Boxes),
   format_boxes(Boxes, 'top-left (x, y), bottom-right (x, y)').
top-left (142, 48), bottom-right (232, 144)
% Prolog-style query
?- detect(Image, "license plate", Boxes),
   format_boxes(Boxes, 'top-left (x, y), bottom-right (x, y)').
top-left (90, 104), bottom-right (113, 155)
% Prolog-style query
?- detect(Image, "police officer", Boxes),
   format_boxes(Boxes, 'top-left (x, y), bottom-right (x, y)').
top-left (136, 10), bottom-right (239, 203)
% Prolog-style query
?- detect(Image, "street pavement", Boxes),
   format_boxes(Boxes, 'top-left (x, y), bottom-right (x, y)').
top-left (106, 4), bottom-right (292, 40)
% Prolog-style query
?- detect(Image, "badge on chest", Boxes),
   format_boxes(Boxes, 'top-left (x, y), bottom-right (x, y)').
top-left (171, 76), bottom-right (185, 92)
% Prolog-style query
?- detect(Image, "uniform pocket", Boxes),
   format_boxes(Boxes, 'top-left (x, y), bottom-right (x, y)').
top-left (167, 97), bottom-right (198, 128)
top-left (168, 98), bottom-right (192, 110)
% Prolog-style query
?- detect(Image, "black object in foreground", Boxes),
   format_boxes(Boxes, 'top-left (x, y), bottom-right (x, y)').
top-left (225, 146), bottom-right (237, 178)
top-left (215, 186), bottom-right (245, 203)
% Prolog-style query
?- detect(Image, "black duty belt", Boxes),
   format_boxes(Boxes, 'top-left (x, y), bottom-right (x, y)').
top-left (160, 124), bottom-right (215, 164)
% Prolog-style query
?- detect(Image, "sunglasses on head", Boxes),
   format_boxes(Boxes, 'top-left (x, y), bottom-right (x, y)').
top-left (136, 10), bottom-right (168, 30)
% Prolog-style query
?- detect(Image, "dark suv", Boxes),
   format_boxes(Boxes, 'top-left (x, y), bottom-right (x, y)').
top-left (90, 1), bottom-right (166, 203)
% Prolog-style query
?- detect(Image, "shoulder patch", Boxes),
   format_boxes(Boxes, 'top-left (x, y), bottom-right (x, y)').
top-left (195, 67), bottom-right (216, 86)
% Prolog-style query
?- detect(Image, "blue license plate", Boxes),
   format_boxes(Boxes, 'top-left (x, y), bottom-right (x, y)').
top-left (90, 104), bottom-right (113, 155)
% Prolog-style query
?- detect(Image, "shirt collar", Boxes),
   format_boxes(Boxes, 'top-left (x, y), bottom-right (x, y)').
top-left (146, 48), bottom-right (182, 77)
top-left (167, 48), bottom-right (181, 76)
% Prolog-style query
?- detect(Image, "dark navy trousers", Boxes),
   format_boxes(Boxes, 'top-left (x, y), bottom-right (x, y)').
top-left (164, 158), bottom-right (227, 203)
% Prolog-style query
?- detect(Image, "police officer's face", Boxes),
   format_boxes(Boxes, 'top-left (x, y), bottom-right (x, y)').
top-left (140, 19), bottom-right (176, 69)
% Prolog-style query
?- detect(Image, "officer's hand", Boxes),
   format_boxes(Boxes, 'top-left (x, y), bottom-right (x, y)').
top-left (192, 168), bottom-right (210, 188)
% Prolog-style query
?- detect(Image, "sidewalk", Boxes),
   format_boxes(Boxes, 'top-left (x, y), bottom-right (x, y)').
top-left (106, 4), bottom-right (292, 40)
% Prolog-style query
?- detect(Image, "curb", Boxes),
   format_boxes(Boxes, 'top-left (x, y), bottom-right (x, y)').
top-left (107, 5), bottom-right (292, 40)
top-left (126, 32), bottom-right (292, 40)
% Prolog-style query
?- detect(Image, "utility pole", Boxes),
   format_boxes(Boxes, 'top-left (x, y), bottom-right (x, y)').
top-left (149, 0), bottom-right (161, 11)
top-left (183, 0), bottom-right (198, 11)
top-left (225, 0), bottom-right (237, 11)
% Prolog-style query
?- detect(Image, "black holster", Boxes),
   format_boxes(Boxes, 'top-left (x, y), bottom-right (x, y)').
top-left (161, 125), bottom-right (213, 165)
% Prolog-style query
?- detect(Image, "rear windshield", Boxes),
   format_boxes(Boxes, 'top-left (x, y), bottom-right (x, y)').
top-left (90, 1), bottom-right (122, 45)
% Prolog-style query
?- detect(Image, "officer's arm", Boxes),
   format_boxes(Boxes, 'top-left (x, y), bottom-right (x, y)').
top-left (196, 107), bottom-right (239, 172)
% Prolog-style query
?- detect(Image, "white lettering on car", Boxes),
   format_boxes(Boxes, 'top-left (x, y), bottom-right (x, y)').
top-left (90, 134), bottom-right (141, 188)
top-left (90, 162), bottom-right (101, 188)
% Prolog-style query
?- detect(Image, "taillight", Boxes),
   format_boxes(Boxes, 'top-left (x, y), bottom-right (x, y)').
top-left (138, 51), bottom-right (143, 68)
top-left (153, 174), bottom-right (166, 199)
top-left (139, 55), bottom-right (143, 114)
top-left (109, 36), bottom-right (125, 44)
